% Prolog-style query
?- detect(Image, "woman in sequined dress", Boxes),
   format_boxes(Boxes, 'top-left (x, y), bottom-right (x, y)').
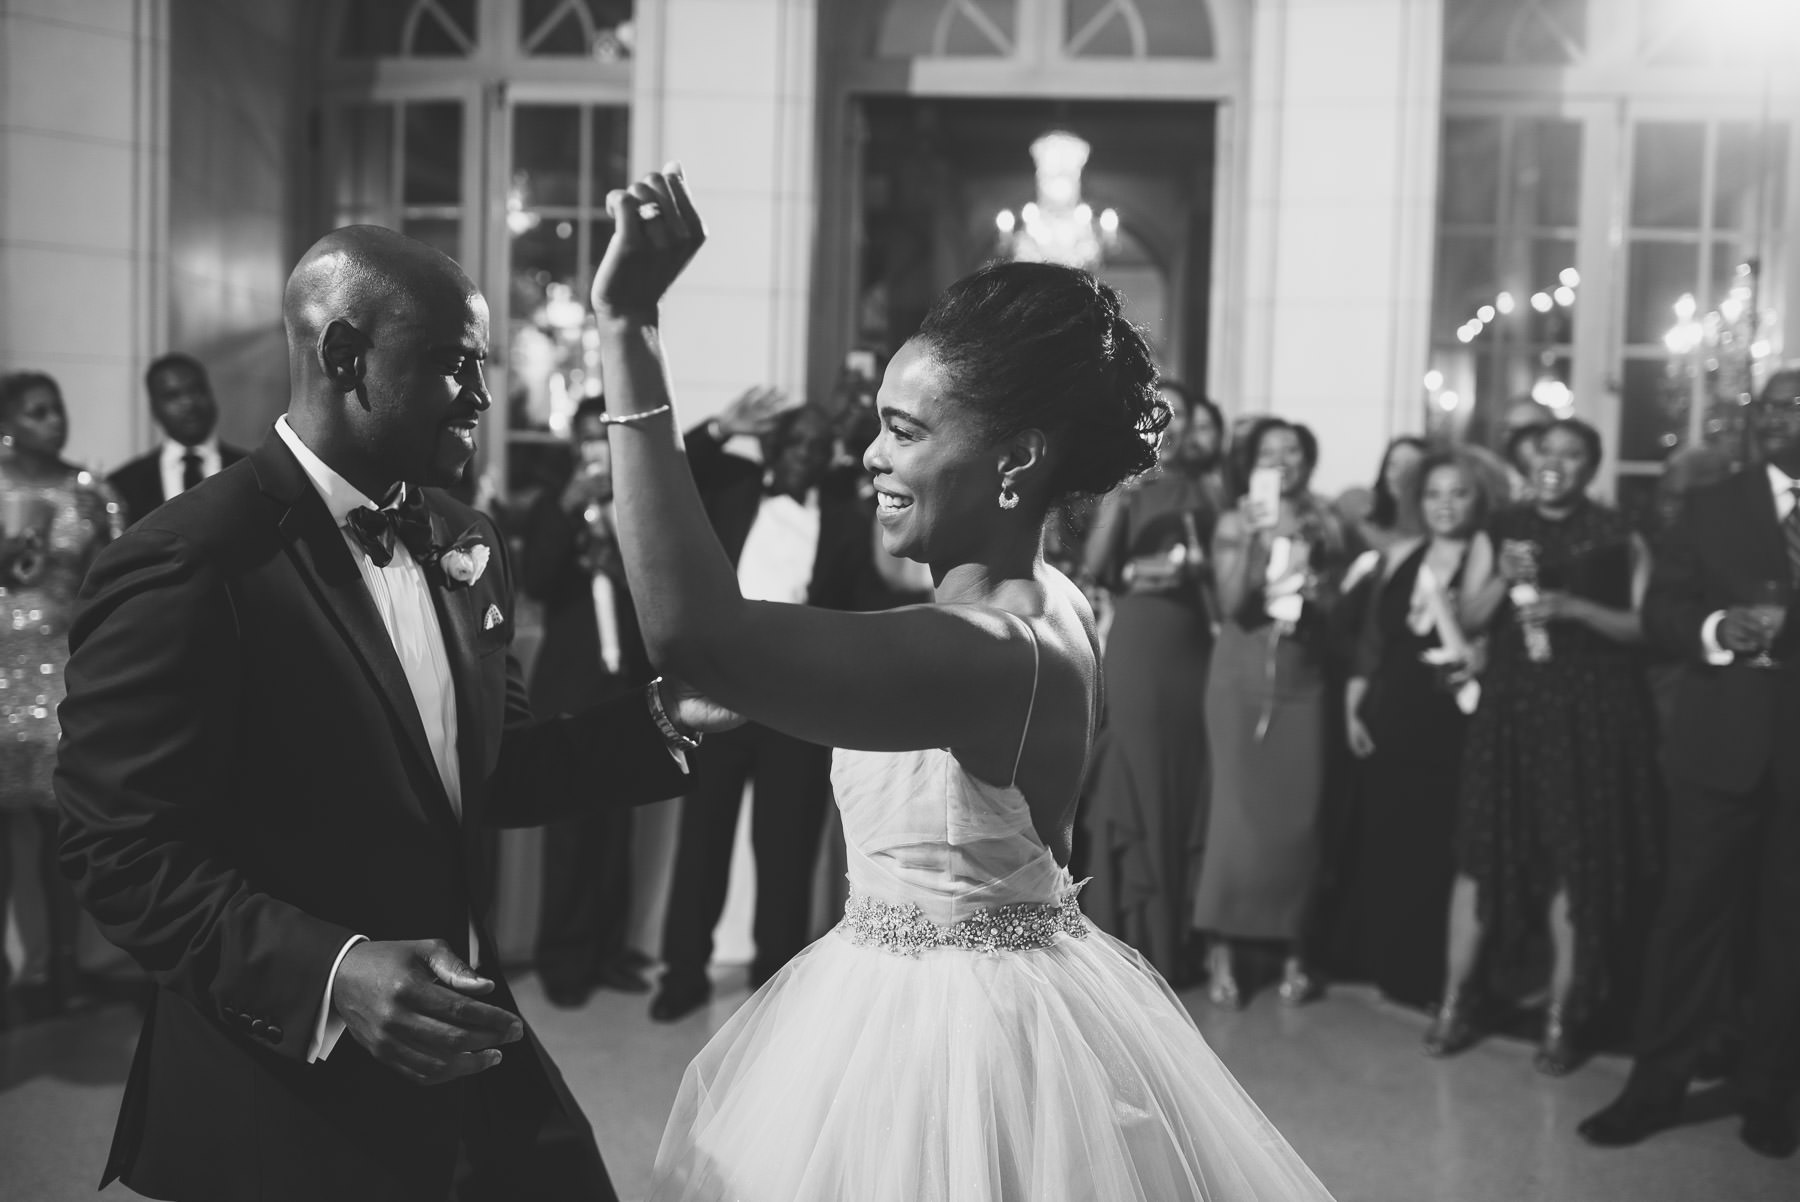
top-left (0, 371), bottom-right (124, 1019)
top-left (590, 169), bottom-right (1338, 1201)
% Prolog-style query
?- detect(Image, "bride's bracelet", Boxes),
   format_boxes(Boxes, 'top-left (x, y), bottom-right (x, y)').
top-left (598, 403), bottom-right (673, 427)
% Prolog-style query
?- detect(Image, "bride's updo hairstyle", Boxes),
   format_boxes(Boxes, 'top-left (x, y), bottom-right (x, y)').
top-left (913, 261), bottom-right (1167, 503)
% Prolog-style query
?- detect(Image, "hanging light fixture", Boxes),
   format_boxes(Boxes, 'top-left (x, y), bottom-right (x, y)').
top-left (994, 131), bottom-right (1119, 270)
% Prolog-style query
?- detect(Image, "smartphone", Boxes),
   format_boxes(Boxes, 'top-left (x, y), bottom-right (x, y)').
top-left (1249, 466), bottom-right (1282, 523)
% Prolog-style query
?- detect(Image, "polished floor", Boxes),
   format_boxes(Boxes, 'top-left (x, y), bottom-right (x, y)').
top-left (2, 971), bottom-right (1794, 1202)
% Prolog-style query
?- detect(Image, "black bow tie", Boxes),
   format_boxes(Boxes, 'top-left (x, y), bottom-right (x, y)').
top-left (344, 487), bottom-right (434, 568)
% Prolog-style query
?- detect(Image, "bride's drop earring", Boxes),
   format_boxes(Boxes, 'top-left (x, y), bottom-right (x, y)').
top-left (0, 434), bottom-right (13, 449)
top-left (998, 482), bottom-right (1019, 510)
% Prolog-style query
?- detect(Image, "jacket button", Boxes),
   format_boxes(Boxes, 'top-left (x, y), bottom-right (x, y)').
top-left (222, 1006), bottom-right (237, 1018)
top-left (251, 1019), bottom-right (268, 1036)
top-left (266, 1024), bottom-right (284, 1042)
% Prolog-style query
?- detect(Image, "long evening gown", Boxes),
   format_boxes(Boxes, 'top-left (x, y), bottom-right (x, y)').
top-left (1456, 500), bottom-right (1660, 1018)
top-left (1338, 544), bottom-right (1468, 1007)
top-left (647, 615), bottom-right (1336, 1202)
top-left (1083, 472), bottom-right (1217, 976)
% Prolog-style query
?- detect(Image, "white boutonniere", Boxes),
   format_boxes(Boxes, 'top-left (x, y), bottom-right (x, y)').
top-left (424, 526), bottom-right (490, 589)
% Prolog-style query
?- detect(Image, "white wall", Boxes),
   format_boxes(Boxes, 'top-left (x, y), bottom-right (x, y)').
top-left (630, 0), bottom-right (819, 423)
top-left (1236, 0), bottom-right (1442, 492)
top-left (0, 0), bottom-right (167, 473)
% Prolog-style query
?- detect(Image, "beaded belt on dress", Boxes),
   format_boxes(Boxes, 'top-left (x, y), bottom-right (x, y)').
top-left (838, 883), bottom-right (1090, 956)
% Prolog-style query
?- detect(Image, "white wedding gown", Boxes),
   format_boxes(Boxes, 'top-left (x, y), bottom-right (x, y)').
top-left (647, 623), bottom-right (1338, 1201)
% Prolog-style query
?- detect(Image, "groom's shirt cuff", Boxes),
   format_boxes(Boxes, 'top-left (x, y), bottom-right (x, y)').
top-left (308, 934), bottom-right (367, 1063)
top-left (1700, 610), bottom-right (1734, 665)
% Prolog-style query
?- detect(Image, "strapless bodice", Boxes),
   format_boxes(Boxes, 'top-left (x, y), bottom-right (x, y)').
top-left (830, 746), bottom-right (1073, 926)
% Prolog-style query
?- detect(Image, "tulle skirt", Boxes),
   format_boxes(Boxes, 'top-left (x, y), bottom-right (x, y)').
top-left (647, 923), bottom-right (1336, 1202)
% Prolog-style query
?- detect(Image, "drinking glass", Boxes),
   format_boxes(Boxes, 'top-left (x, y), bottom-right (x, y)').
top-left (1744, 579), bottom-right (1788, 669)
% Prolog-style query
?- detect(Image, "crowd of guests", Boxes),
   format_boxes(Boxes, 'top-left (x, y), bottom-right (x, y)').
top-left (3, 348), bottom-right (1796, 1156)
top-left (1073, 372), bottom-right (1800, 1158)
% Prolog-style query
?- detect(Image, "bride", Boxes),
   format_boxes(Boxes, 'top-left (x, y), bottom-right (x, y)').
top-left (592, 165), bottom-right (1337, 1202)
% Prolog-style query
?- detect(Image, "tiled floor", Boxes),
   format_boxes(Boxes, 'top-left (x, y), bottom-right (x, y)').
top-left (3, 971), bottom-right (1795, 1201)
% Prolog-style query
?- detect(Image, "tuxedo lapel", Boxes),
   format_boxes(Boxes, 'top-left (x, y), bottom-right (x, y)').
top-left (426, 502), bottom-right (486, 813)
top-left (250, 438), bottom-right (460, 837)
top-left (1735, 466), bottom-right (1786, 582)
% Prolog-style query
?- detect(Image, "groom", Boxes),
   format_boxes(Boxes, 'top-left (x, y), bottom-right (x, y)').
top-left (55, 226), bottom-right (730, 1201)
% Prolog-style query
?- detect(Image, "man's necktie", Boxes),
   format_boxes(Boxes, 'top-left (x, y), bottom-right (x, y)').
top-left (182, 450), bottom-right (204, 492)
top-left (1786, 485), bottom-right (1800, 586)
top-left (344, 487), bottom-right (434, 568)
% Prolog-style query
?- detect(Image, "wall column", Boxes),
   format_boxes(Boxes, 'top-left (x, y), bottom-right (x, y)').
top-left (631, 0), bottom-right (819, 422)
top-left (1235, 0), bottom-right (1442, 491)
top-left (0, 0), bottom-right (169, 472)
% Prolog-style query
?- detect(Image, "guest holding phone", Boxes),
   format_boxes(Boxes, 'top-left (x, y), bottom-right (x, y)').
top-left (1431, 418), bottom-right (1659, 1074)
top-left (1194, 418), bottom-right (1349, 1007)
top-left (0, 371), bottom-right (123, 1022)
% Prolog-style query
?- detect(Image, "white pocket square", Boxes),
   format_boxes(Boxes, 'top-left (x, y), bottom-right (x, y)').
top-left (482, 604), bottom-right (505, 631)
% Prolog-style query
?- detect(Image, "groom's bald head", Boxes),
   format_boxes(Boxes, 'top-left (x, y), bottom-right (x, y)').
top-left (282, 226), bottom-right (491, 496)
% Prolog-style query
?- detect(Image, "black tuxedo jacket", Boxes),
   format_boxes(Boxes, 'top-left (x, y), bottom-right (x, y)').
top-left (685, 425), bottom-right (866, 609)
top-left (56, 433), bottom-right (686, 1201)
top-left (1646, 465), bottom-right (1800, 794)
top-left (521, 488), bottom-right (652, 714)
top-left (107, 441), bottom-right (249, 528)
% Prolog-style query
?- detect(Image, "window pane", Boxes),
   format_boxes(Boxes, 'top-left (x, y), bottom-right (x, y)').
top-left (508, 221), bottom-right (583, 433)
top-left (1625, 241), bottom-right (1698, 345)
top-left (521, 0), bottom-right (635, 60)
top-left (340, 0), bottom-right (475, 58)
top-left (1713, 120), bottom-right (1788, 240)
top-left (1631, 122), bottom-right (1705, 229)
top-left (878, 0), bottom-right (1016, 58)
top-left (1065, 0), bottom-right (1214, 58)
top-left (1440, 118), bottom-right (1502, 225)
top-left (590, 107), bottom-right (631, 199)
top-left (402, 103), bottom-right (462, 206)
top-left (333, 104), bottom-right (394, 225)
top-left (1433, 234), bottom-right (1496, 341)
top-left (401, 216), bottom-right (461, 262)
top-left (1445, 0), bottom-right (1586, 65)
top-left (514, 107), bottom-right (583, 209)
top-left (1527, 120), bottom-right (1582, 229)
top-left (1620, 356), bottom-right (1687, 461)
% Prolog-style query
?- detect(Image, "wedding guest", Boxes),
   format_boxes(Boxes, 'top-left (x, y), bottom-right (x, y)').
top-left (107, 353), bottom-right (248, 526)
top-left (1431, 418), bottom-right (1659, 1074)
top-left (1079, 382), bottom-right (1225, 982)
top-left (1195, 417), bottom-right (1350, 1006)
top-left (1339, 450), bottom-right (1495, 1008)
top-left (0, 372), bottom-right (123, 1023)
top-left (1338, 436), bottom-right (1428, 559)
top-left (523, 395), bottom-right (656, 1005)
top-left (650, 391), bottom-right (867, 1022)
top-left (1499, 398), bottom-right (1554, 502)
top-left (1580, 370), bottom-right (1800, 1159)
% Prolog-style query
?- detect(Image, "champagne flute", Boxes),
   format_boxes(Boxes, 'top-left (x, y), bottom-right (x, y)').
top-left (1744, 579), bottom-right (1788, 669)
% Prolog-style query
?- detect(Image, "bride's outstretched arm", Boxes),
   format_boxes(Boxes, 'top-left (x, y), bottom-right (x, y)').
top-left (592, 167), bottom-right (1035, 754)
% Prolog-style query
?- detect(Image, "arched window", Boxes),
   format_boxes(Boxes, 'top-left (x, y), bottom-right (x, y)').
top-left (1444, 0), bottom-right (1586, 67)
top-left (875, 0), bottom-right (1215, 62)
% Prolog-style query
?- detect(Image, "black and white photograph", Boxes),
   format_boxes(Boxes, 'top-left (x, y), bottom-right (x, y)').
top-left (2, 1), bottom-right (1799, 1199)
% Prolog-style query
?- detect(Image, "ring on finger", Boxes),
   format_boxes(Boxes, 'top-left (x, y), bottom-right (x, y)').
top-left (637, 201), bottom-right (662, 221)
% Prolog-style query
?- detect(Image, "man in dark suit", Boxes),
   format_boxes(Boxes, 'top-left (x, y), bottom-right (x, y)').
top-left (56, 226), bottom-right (733, 1201)
top-left (1579, 370), bottom-right (1800, 1160)
top-left (647, 389), bottom-right (870, 1022)
top-left (107, 352), bottom-right (249, 526)
top-left (522, 393), bottom-right (657, 1006)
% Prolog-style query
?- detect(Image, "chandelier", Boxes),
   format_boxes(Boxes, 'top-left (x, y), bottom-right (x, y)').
top-left (995, 131), bottom-right (1119, 271)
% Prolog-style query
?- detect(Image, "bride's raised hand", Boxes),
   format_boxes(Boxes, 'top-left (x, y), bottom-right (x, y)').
top-left (591, 162), bottom-right (706, 322)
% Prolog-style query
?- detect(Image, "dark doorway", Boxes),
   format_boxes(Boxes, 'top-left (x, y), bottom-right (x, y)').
top-left (851, 97), bottom-right (1216, 388)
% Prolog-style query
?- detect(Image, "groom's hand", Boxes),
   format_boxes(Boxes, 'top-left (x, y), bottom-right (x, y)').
top-left (331, 939), bottom-right (523, 1086)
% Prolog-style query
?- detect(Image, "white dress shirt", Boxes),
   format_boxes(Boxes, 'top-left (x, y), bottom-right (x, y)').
top-left (274, 417), bottom-right (472, 1063)
top-left (1699, 463), bottom-right (1797, 663)
top-left (736, 488), bottom-right (820, 604)
top-left (159, 436), bottom-right (224, 500)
